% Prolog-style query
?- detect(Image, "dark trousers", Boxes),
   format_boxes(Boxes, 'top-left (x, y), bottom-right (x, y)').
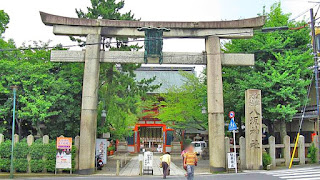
top-left (162, 162), bottom-right (169, 179)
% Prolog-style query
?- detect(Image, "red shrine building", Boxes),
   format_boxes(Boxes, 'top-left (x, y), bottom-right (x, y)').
top-left (126, 67), bottom-right (195, 153)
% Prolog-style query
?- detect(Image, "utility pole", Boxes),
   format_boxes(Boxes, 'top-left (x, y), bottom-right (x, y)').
top-left (310, 8), bottom-right (320, 137)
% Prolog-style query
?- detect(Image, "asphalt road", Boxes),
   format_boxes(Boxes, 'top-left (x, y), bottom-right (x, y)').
top-left (13, 166), bottom-right (320, 180)
top-left (16, 173), bottom-right (279, 180)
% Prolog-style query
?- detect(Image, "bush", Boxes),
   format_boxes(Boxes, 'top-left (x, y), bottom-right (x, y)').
top-left (45, 159), bottom-right (56, 172)
top-left (0, 140), bottom-right (11, 158)
top-left (307, 142), bottom-right (318, 164)
top-left (30, 142), bottom-right (44, 160)
top-left (14, 141), bottom-right (29, 159)
top-left (0, 158), bottom-right (10, 172)
top-left (262, 152), bottom-right (271, 169)
top-left (14, 159), bottom-right (28, 172)
top-left (30, 160), bottom-right (44, 172)
top-left (107, 146), bottom-right (115, 151)
top-left (71, 145), bottom-right (76, 161)
top-left (43, 141), bottom-right (56, 160)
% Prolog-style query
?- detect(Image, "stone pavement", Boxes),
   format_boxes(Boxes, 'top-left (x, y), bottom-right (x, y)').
top-left (120, 154), bottom-right (185, 176)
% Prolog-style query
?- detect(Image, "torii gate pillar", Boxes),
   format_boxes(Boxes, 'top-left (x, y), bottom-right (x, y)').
top-left (79, 34), bottom-right (101, 174)
top-left (206, 36), bottom-right (225, 171)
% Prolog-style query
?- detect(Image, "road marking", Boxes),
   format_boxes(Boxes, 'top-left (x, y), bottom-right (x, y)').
top-left (260, 167), bottom-right (320, 180)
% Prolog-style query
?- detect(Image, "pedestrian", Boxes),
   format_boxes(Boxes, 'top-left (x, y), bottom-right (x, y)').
top-left (181, 147), bottom-right (188, 176)
top-left (181, 147), bottom-right (187, 166)
top-left (184, 146), bottom-right (198, 180)
top-left (160, 152), bottom-right (171, 179)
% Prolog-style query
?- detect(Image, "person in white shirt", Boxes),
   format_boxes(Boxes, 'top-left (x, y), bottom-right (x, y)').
top-left (160, 152), bottom-right (171, 179)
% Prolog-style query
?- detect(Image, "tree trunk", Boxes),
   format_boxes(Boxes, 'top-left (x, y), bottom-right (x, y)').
top-left (266, 119), bottom-right (274, 137)
top-left (238, 116), bottom-right (243, 137)
top-left (17, 119), bottom-right (21, 140)
top-left (100, 64), bottom-right (114, 128)
top-left (280, 120), bottom-right (287, 143)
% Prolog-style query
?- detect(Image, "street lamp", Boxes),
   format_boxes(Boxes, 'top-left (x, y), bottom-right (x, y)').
top-left (201, 96), bottom-right (207, 114)
top-left (10, 86), bottom-right (18, 179)
top-left (201, 106), bottom-right (207, 114)
top-left (101, 110), bottom-right (106, 119)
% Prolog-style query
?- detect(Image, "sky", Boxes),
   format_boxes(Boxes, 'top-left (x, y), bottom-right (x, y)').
top-left (1, 0), bottom-right (317, 52)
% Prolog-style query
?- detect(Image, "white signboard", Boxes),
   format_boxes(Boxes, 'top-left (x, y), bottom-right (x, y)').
top-left (143, 151), bottom-right (153, 168)
top-left (227, 152), bottom-right (237, 169)
top-left (96, 139), bottom-right (108, 164)
top-left (56, 150), bottom-right (72, 169)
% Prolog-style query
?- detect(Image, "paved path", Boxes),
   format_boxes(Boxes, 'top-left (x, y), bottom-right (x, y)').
top-left (258, 166), bottom-right (320, 180)
top-left (120, 154), bottom-right (185, 176)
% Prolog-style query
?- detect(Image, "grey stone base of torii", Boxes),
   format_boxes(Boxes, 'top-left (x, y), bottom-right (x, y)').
top-left (40, 11), bottom-right (265, 174)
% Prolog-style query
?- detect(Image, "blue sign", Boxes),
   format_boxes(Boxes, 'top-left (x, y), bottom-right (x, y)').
top-left (228, 118), bottom-right (237, 131)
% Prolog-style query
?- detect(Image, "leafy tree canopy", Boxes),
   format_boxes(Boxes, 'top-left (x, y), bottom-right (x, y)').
top-left (0, 10), bottom-right (9, 36)
top-left (157, 72), bottom-right (207, 131)
top-left (223, 2), bottom-right (313, 137)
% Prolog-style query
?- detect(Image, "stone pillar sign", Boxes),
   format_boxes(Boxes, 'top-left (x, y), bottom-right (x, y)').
top-left (245, 89), bottom-right (262, 170)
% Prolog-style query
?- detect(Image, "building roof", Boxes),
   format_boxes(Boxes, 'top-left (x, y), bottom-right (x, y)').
top-left (134, 66), bottom-right (195, 94)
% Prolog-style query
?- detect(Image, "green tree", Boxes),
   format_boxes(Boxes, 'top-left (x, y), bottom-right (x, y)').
top-left (223, 3), bottom-right (313, 139)
top-left (0, 11), bottom-right (82, 138)
top-left (157, 72), bottom-right (207, 131)
top-left (0, 10), bottom-right (9, 35)
top-left (74, 0), bottom-right (159, 139)
top-left (0, 41), bottom-right (84, 138)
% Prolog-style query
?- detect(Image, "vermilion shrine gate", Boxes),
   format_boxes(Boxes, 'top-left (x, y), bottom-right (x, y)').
top-left (40, 11), bottom-right (265, 174)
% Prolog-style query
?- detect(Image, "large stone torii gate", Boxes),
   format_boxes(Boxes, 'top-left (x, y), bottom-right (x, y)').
top-left (40, 12), bottom-right (265, 174)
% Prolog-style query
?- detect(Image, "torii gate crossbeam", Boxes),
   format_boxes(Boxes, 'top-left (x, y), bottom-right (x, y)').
top-left (40, 12), bottom-right (265, 174)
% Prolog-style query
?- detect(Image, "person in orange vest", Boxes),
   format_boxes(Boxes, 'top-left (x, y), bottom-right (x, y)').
top-left (183, 146), bottom-right (198, 180)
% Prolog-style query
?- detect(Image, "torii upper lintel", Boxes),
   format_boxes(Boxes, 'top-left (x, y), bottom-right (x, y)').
top-left (40, 11), bottom-right (265, 29)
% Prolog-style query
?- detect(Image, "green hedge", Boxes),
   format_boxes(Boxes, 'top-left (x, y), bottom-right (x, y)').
top-left (0, 140), bottom-right (11, 158)
top-left (45, 159), bottom-right (56, 172)
top-left (0, 138), bottom-right (76, 173)
top-left (30, 160), bottom-right (45, 173)
top-left (30, 142), bottom-right (45, 160)
top-left (0, 159), bottom-right (10, 172)
top-left (43, 141), bottom-right (56, 160)
top-left (14, 141), bottom-right (29, 159)
top-left (14, 159), bottom-right (28, 172)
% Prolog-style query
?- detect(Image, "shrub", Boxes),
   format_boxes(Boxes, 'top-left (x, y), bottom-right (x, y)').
top-left (262, 152), bottom-right (271, 169)
top-left (14, 141), bottom-right (29, 159)
top-left (43, 141), bottom-right (56, 160)
top-left (71, 145), bottom-right (76, 161)
top-left (14, 159), bottom-right (28, 172)
top-left (45, 159), bottom-right (56, 172)
top-left (0, 159), bottom-right (10, 172)
top-left (30, 160), bottom-right (44, 172)
top-left (30, 142), bottom-right (44, 160)
top-left (0, 140), bottom-right (11, 158)
top-left (107, 146), bottom-right (115, 151)
top-left (307, 142), bottom-right (318, 164)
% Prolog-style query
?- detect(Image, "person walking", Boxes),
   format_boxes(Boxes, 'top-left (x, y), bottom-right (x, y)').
top-left (160, 152), bottom-right (171, 179)
top-left (183, 146), bottom-right (198, 180)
